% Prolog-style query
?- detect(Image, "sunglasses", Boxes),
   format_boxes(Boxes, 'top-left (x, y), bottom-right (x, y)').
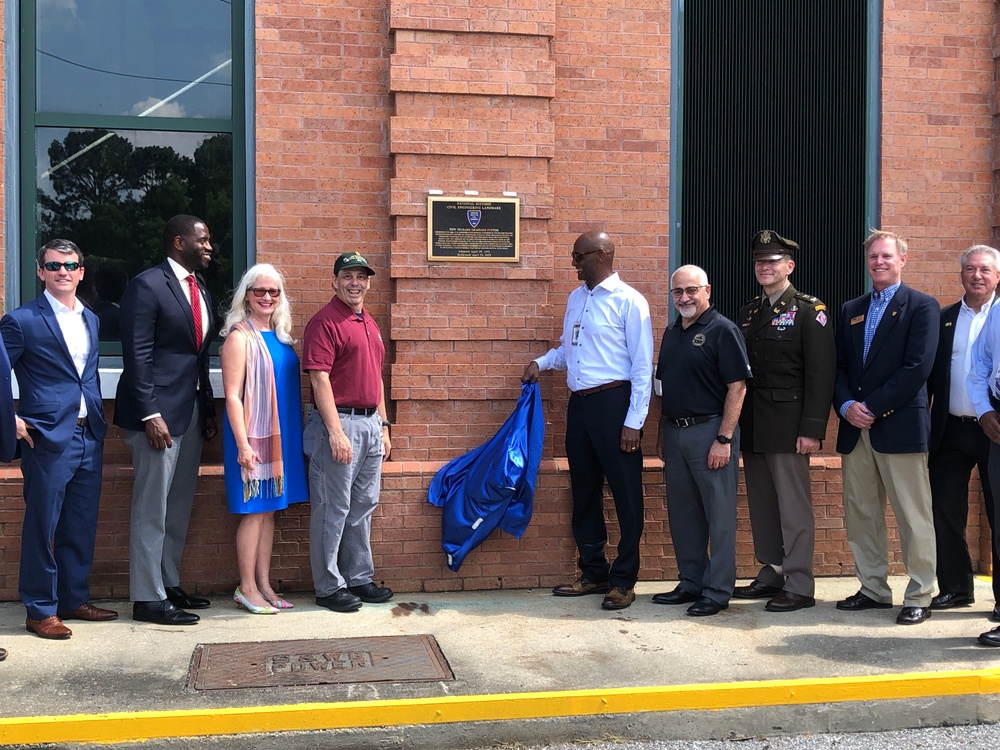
top-left (250, 287), bottom-right (281, 298)
top-left (41, 261), bottom-right (82, 272)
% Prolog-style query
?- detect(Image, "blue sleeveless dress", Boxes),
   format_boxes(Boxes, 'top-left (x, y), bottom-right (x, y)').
top-left (223, 331), bottom-right (308, 514)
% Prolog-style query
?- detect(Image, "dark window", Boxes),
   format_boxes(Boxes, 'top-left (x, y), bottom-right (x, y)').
top-left (21, 0), bottom-right (246, 352)
top-left (678, 0), bottom-right (870, 322)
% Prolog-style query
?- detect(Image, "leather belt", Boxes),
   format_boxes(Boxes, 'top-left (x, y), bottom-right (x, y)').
top-left (948, 414), bottom-right (980, 424)
top-left (573, 380), bottom-right (626, 397)
top-left (337, 406), bottom-right (378, 417)
top-left (670, 414), bottom-right (720, 428)
top-left (76, 417), bottom-right (86, 425)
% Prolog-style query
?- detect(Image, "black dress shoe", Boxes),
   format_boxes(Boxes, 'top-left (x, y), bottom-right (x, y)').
top-left (930, 592), bottom-right (974, 610)
top-left (978, 625), bottom-right (1000, 647)
top-left (132, 600), bottom-right (200, 625)
top-left (836, 590), bottom-right (892, 611)
top-left (896, 606), bottom-right (931, 625)
top-left (165, 586), bottom-right (210, 610)
top-left (316, 589), bottom-right (363, 613)
top-left (765, 591), bottom-right (816, 612)
top-left (348, 583), bottom-right (393, 603)
top-left (991, 605), bottom-right (1000, 623)
top-left (651, 586), bottom-right (700, 605)
top-left (686, 597), bottom-right (728, 617)
top-left (733, 580), bottom-right (783, 600)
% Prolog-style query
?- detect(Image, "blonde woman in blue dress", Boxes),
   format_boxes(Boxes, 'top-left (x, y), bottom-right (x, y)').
top-left (220, 264), bottom-right (308, 614)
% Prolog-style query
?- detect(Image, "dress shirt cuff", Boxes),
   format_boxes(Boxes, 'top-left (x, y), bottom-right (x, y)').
top-left (624, 411), bottom-right (646, 431)
top-left (141, 413), bottom-right (162, 422)
top-left (839, 400), bottom-right (855, 419)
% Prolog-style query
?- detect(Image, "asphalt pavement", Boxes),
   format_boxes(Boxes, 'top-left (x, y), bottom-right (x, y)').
top-left (2, 576), bottom-right (1000, 749)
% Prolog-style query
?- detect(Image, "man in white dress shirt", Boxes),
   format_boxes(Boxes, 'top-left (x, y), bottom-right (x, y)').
top-left (1, 239), bottom-right (114, 640)
top-left (522, 231), bottom-right (653, 610)
top-left (928, 246), bottom-right (999, 616)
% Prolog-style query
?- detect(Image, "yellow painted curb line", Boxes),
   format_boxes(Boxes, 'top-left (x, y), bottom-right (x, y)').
top-left (3, 669), bottom-right (1000, 746)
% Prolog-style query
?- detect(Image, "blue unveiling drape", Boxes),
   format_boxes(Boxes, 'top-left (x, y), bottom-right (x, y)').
top-left (427, 382), bottom-right (545, 572)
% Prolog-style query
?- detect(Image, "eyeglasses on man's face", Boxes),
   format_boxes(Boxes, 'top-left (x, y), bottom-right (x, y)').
top-left (571, 250), bottom-right (601, 262)
top-left (41, 261), bottom-right (82, 272)
top-left (670, 285), bottom-right (707, 298)
top-left (250, 287), bottom-right (281, 298)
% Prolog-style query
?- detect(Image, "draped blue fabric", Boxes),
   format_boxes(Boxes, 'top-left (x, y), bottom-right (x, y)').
top-left (428, 382), bottom-right (545, 572)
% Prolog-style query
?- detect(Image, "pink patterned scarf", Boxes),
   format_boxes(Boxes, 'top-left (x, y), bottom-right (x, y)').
top-left (235, 320), bottom-right (284, 502)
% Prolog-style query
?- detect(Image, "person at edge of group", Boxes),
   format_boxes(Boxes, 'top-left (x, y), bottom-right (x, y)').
top-left (928, 246), bottom-right (1000, 623)
top-left (1, 239), bottom-right (114, 641)
top-left (833, 229), bottom-right (939, 625)
top-left (0, 335), bottom-right (15, 660)
top-left (734, 230), bottom-right (836, 612)
top-left (962, 252), bottom-right (1000, 647)
top-left (116, 215), bottom-right (218, 626)
top-left (522, 231), bottom-right (653, 611)
top-left (302, 251), bottom-right (393, 614)
top-left (220, 264), bottom-right (308, 615)
top-left (651, 265), bottom-right (751, 617)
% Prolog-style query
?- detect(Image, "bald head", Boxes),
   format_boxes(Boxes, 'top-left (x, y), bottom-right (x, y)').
top-left (572, 231), bottom-right (616, 288)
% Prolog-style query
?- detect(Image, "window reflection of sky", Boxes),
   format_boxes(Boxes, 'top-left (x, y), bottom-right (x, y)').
top-left (36, 0), bottom-right (232, 119)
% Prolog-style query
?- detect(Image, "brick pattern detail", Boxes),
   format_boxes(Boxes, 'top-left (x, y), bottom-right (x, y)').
top-left (1, 0), bottom-right (995, 602)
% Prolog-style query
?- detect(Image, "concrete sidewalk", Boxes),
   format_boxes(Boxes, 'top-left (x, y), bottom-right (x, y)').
top-left (2, 576), bottom-right (1000, 748)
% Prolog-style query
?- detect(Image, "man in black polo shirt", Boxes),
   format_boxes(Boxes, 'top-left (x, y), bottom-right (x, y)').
top-left (651, 265), bottom-right (751, 616)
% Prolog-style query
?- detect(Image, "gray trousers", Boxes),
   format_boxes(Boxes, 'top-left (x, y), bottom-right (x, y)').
top-left (305, 409), bottom-right (383, 597)
top-left (742, 451), bottom-right (816, 597)
top-left (126, 403), bottom-right (204, 602)
top-left (662, 417), bottom-right (739, 604)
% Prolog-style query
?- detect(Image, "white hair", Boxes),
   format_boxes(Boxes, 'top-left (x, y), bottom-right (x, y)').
top-left (221, 263), bottom-right (294, 344)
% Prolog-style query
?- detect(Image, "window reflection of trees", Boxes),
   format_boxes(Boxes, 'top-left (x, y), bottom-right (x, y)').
top-left (37, 129), bottom-right (233, 342)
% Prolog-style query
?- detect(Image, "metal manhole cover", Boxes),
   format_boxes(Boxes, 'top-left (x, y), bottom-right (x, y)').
top-left (188, 634), bottom-right (453, 690)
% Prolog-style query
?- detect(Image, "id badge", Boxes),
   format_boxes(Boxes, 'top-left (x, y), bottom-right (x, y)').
top-left (572, 323), bottom-right (581, 345)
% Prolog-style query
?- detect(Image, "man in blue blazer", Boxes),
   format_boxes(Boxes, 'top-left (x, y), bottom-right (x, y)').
top-left (1, 239), bottom-right (115, 641)
top-left (0, 335), bottom-right (18, 660)
top-left (833, 229), bottom-right (939, 625)
top-left (115, 215), bottom-right (217, 626)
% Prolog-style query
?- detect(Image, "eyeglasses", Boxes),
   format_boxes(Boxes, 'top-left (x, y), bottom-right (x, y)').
top-left (41, 261), bottom-right (82, 272)
top-left (250, 287), bottom-right (281, 298)
top-left (670, 285), bottom-right (707, 298)
top-left (571, 250), bottom-right (601, 262)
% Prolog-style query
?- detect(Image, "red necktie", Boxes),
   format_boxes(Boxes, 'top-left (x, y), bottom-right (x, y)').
top-left (187, 274), bottom-right (203, 349)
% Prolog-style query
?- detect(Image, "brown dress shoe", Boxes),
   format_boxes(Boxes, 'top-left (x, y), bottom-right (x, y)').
top-left (552, 577), bottom-right (610, 597)
top-left (601, 587), bottom-right (635, 610)
top-left (25, 616), bottom-right (72, 640)
top-left (58, 602), bottom-right (119, 622)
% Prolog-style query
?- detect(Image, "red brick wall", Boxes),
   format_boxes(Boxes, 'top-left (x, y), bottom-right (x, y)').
top-left (0, 0), bottom-right (994, 601)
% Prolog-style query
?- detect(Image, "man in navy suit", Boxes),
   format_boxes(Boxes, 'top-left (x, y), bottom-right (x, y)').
top-left (0, 334), bottom-right (19, 659)
top-left (115, 215), bottom-right (217, 626)
top-left (927, 246), bottom-right (999, 613)
top-left (833, 229), bottom-right (939, 625)
top-left (1, 239), bottom-right (116, 641)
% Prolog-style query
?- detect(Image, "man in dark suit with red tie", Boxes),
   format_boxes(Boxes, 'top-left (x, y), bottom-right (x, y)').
top-left (115, 215), bottom-right (218, 626)
top-left (2, 239), bottom-right (115, 641)
top-left (833, 229), bottom-right (939, 625)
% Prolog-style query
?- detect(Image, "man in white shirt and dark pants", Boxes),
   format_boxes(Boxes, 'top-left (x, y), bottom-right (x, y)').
top-left (928, 245), bottom-right (999, 616)
top-left (523, 231), bottom-right (653, 611)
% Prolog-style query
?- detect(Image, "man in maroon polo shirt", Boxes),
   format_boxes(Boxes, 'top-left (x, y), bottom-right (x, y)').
top-left (302, 252), bottom-right (393, 613)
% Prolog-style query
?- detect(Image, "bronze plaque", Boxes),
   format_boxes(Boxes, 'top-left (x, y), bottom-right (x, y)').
top-left (427, 196), bottom-right (519, 262)
top-left (188, 634), bottom-right (453, 691)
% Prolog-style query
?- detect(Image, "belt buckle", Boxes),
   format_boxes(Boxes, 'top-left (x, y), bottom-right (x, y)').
top-left (676, 416), bottom-right (693, 428)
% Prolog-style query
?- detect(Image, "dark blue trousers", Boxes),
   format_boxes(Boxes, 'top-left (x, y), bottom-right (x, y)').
top-left (19, 424), bottom-right (103, 620)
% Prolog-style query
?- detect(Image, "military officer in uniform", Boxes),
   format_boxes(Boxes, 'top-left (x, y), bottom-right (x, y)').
top-left (734, 230), bottom-right (836, 611)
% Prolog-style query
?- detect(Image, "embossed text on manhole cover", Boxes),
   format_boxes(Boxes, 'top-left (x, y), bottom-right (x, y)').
top-left (188, 635), bottom-right (453, 690)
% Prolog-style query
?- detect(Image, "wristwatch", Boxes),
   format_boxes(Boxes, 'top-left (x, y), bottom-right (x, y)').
top-left (381, 420), bottom-right (392, 428)
top-left (715, 434), bottom-right (731, 445)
